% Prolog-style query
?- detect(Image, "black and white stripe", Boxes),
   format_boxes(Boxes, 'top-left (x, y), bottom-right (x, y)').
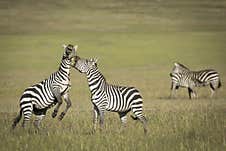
top-left (12, 44), bottom-right (77, 129)
top-left (170, 62), bottom-right (221, 99)
top-left (74, 58), bottom-right (147, 134)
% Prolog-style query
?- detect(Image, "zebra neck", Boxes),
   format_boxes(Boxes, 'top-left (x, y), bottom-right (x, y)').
top-left (87, 68), bottom-right (106, 94)
top-left (59, 58), bottom-right (71, 76)
top-left (179, 70), bottom-right (190, 75)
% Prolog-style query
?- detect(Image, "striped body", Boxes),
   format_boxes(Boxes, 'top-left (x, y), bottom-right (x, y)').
top-left (170, 62), bottom-right (221, 99)
top-left (192, 69), bottom-right (220, 84)
top-left (170, 72), bottom-right (203, 88)
top-left (12, 44), bottom-right (77, 129)
top-left (74, 58), bottom-right (147, 133)
top-left (21, 59), bottom-right (71, 118)
top-left (87, 69), bottom-right (143, 116)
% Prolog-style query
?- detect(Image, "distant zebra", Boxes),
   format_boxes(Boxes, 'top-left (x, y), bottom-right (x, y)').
top-left (12, 44), bottom-right (78, 129)
top-left (73, 57), bottom-right (147, 134)
top-left (170, 62), bottom-right (221, 99)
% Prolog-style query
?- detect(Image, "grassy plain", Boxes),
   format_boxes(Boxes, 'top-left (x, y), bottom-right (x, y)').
top-left (0, 0), bottom-right (226, 150)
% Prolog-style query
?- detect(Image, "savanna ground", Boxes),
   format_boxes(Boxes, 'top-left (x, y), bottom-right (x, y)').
top-left (0, 0), bottom-right (226, 150)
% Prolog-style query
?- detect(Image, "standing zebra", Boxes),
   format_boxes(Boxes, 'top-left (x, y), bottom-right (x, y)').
top-left (73, 57), bottom-right (147, 134)
top-left (12, 44), bottom-right (78, 129)
top-left (170, 62), bottom-right (221, 99)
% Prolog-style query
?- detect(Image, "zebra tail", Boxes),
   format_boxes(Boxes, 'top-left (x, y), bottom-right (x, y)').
top-left (130, 115), bottom-right (138, 120)
top-left (12, 109), bottom-right (23, 129)
top-left (218, 80), bottom-right (222, 88)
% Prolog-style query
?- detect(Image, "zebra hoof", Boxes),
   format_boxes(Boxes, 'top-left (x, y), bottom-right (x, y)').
top-left (52, 111), bottom-right (57, 118)
top-left (58, 112), bottom-right (65, 121)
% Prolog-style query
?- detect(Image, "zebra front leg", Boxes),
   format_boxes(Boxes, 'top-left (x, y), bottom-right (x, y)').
top-left (188, 88), bottom-right (192, 99)
top-left (58, 93), bottom-right (72, 121)
top-left (192, 90), bottom-right (197, 99)
top-left (170, 82), bottom-right (174, 98)
top-left (118, 112), bottom-right (127, 126)
top-left (188, 87), bottom-right (196, 99)
top-left (118, 112), bottom-right (128, 133)
top-left (170, 83), bottom-right (178, 99)
top-left (51, 88), bottom-right (63, 118)
top-left (92, 106), bottom-right (99, 133)
top-left (99, 111), bottom-right (105, 131)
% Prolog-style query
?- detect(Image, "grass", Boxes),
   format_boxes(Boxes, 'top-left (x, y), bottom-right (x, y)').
top-left (0, 0), bottom-right (226, 150)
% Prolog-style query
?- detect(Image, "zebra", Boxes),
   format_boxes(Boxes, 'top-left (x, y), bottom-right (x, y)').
top-left (12, 44), bottom-right (78, 129)
top-left (170, 72), bottom-right (205, 99)
top-left (170, 62), bottom-right (221, 99)
top-left (73, 57), bottom-right (147, 134)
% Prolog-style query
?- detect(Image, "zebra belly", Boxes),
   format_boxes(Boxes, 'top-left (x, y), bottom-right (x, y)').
top-left (105, 97), bottom-right (131, 112)
top-left (105, 107), bottom-right (130, 112)
top-left (104, 86), bottom-right (140, 112)
top-left (92, 97), bottom-right (130, 112)
top-left (33, 105), bottom-right (48, 115)
top-left (31, 95), bottom-right (56, 109)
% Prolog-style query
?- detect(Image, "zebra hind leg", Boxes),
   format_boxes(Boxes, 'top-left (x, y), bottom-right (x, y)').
top-left (33, 107), bottom-right (47, 129)
top-left (118, 112), bottom-right (129, 133)
top-left (92, 106), bottom-right (99, 133)
top-left (22, 108), bottom-right (33, 128)
top-left (119, 112), bottom-right (127, 126)
top-left (34, 115), bottom-right (45, 129)
top-left (191, 90), bottom-right (197, 99)
top-left (138, 115), bottom-right (147, 134)
top-left (99, 111), bottom-right (105, 131)
top-left (188, 88), bottom-right (194, 99)
top-left (131, 103), bottom-right (148, 134)
top-left (12, 109), bottom-right (22, 129)
top-left (210, 83), bottom-right (215, 98)
top-left (209, 80), bottom-right (221, 98)
top-left (170, 84), bottom-right (179, 99)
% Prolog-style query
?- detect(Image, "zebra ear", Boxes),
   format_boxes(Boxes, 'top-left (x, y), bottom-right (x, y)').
top-left (74, 45), bottom-right (78, 51)
top-left (62, 44), bottom-right (67, 49)
top-left (174, 62), bottom-right (179, 67)
top-left (90, 58), bottom-right (94, 62)
top-left (94, 58), bottom-right (98, 63)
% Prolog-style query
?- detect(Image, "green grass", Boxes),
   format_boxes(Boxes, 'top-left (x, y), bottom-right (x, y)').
top-left (0, 0), bottom-right (226, 150)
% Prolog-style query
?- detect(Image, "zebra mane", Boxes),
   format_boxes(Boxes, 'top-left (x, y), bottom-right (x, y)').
top-left (175, 62), bottom-right (190, 70)
top-left (94, 66), bottom-right (106, 82)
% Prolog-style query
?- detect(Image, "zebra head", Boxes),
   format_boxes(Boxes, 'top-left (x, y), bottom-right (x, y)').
top-left (73, 57), bottom-right (98, 74)
top-left (62, 44), bottom-right (78, 60)
top-left (172, 62), bottom-right (190, 74)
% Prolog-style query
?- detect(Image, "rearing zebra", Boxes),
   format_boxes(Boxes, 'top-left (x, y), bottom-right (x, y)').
top-left (73, 57), bottom-right (147, 134)
top-left (170, 62), bottom-right (221, 99)
top-left (12, 44), bottom-right (78, 129)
